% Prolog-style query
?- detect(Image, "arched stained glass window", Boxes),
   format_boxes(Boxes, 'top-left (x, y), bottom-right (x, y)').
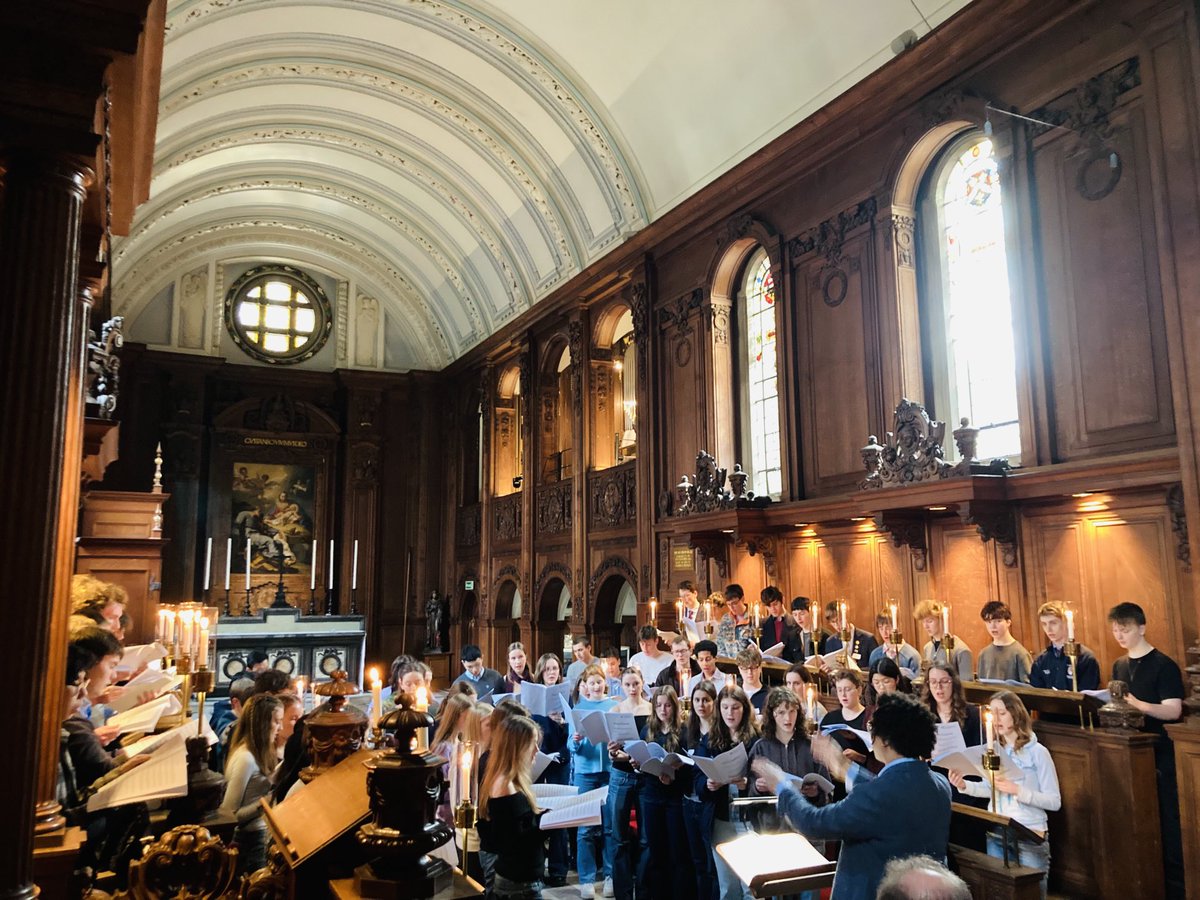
top-left (932, 136), bottom-right (1022, 461)
top-left (742, 249), bottom-right (782, 498)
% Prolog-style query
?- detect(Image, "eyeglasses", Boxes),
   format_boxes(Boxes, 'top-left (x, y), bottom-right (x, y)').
top-left (927, 678), bottom-right (953, 688)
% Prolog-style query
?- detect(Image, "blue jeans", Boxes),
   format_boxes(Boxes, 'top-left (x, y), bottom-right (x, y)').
top-left (575, 770), bottom-right (611, 884)
top-left (987, 830), bottom-right (1050, 899)
top-left (641, 790), bottom-right (695, 900)
top-left (682, 797), bottom-right (718, 900)
top-left (713, 816), bottom-right (754, 900)
top-left (606, 769), bottom-right (640, 900)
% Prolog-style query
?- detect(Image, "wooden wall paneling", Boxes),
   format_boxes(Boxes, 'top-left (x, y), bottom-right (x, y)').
top-left (874, 534), bottom-right (917, 627)
top-left (794, 221), bottom-right (880, 496)
top-left (1141, 6), bottom-right (1200, 650)
top-left (873, 204), bottom-right (926, 434)
top-left (813, 529), bottom-right (879, 630)
top-left (1020, 512), bottom-right (1089, 654)
top-left (1166, 721), bottom-right (1200, 900)
top-left (1032, 722), bottom-right (1098, 896)
top-left (1032, 72), bottom-right (1175, 459)
top-left (658, 289), bottom-right (705, 491)
top-left (727, 543), bottom-right (764, 602)
top-left (928, 520), bottom-right (1004, 665)
top-left (782, 536), bottom-right (818, 605)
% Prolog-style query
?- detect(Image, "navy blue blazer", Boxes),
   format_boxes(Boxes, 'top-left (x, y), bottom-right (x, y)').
top-left (777, 757), bottom-right (951, 900)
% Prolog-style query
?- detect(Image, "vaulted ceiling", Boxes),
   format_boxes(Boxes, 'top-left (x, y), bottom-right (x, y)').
top-left (113, 0), bottom-right (972, 371)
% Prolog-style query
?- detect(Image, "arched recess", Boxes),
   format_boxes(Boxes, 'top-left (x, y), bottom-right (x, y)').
top-left (535, 567), bottom-right (573, 662)
top-left (493, 578), bottom-right (523, 652)
top-left (537, 333), bottom-right (574, 483)
top-left (705, 216), bottom-right (785, 494)
top-left (457, 589), bottom-right (479, 662)
top-left (493, 361), bottom-right (524, 496)
top-left (588, 555), bottom-right (638, 652)
top-left (590, 299), bottom-right (637, 469)
top-left (880, 113), bottom-right (983, 409)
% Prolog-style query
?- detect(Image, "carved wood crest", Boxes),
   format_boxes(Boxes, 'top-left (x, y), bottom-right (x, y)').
top-left (658, 288), bottom-right (703, 337)
top-left (1168, 484), bottom-right (1191, 572)
top-left (630, 281), bottom-right (649, 387)
top-left (860, 399), bottom-right (955, 488)
top-left (589, 463), bottom-right (636, 530)
top-left (457, 503), bottom-right (481, 547)
top-left (493, 494), bottom-right (522, 544)
top-left (536, 481), bottom-right (572, 536)
top-left (738, 534), bottom-right (778, 578)
top-left (673, 451), bottom-right (757, 516)
top-left (85, 315), bottom-right (123, 419)
top-left (535, 561), bottom-right (573, 601)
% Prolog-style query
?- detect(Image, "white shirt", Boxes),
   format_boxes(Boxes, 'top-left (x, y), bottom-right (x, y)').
top-left (686, 669), bottom-right (729, 694)
top-left (628, 650), bottom-right (671, 685)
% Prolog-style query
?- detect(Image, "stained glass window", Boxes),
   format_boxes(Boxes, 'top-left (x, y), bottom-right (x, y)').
top-left (939, 137), bottom-right (1021, 460)
top-left (743, 249), bottom-right (782, 498)
top-left (225, 265), bottom-right (331, 364)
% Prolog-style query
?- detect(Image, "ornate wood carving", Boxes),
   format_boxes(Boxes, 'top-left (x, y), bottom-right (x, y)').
top-left (888, 214), bottom-right (916, 269)
top-left (709, 299), bottom-right (732, 345)
top-left (917, 87), bottom-right (984, 130)
top-left (860, 399), bottom-right (956, 488)
top-left (1168, 484), bottom-right (1191, 571)
top-left (350, 441), bottom-right (380, 486)
top-left (690, 536), bottom-right (729, 580)
top-left (85, 315), bottom-right (123, 419)
top-left (873, 513), bottom-right (929, 572)
top-left (535, 561), bottom-right (572, 600)
top-left (738, 534), bottom-right (778, 577)
top-left (493, 493), bottom-right (522, 544)
top-left (588, 462), bottom-right (636, 530)
top-left (588, 555), bottom-right (637, 602)
top-left (658, 288), bottom-right (703, 337)
top-left (673, 451), bottom-right (757, 516)
top-left (457, 503), bottom-right (481, 547)
top-left (958, 501), bottom-right (1019, 568)
top-left (658, 534), bottom-right (671, 593)
top-left (242, 393), bottom-right (310, 433)
top-left (567, 318), bottom-right (584, 400)
top-left (535, 481), bottom-right (572, 536)
top-left (630, 281), bottom-right (648, 387)
top-left (116, 824), bottom-right (239, 899)
top-left (789, 197), bottom-right (877, 270)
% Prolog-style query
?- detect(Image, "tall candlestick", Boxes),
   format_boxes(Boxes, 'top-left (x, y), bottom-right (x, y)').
top-left (202, 538), bottom-right (212, 591)
top-left (1065, 608), bottom-right (1075, 641)
top-left (890, 601), bottom-right (898, 631)
top-left (198, 617), bottom-right (210, 663)
top-left (984, 709), bottom-right (995, 751)
top-left (369, 667), bottom-right (382, 729)
top-left (352, 539), bottom-right (359, 590)
top-left (328, 540), bottom-right (335, 590)
top-left (245, 537), bottom-right (252, 590)
top-left (224, 538), bottom-right (232, 591)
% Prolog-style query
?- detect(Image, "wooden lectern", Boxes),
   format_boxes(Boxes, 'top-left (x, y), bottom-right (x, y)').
top-left (715, 832), bottom-right (836, 898)
top-left (949, 802), bottom-right (1046, 900)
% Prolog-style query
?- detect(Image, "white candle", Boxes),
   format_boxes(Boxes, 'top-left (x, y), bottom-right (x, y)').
top-left (179, 609), bottom-right (194, 657)
top-left (649, 599), bottom-right (656, 624)
top-left (460, 746), bottom-right (474, 804)
top-left (245, 537), bottom-right (251, 590)
top-left (415, 685), bottom-right (429, 712)
top-left (224, 538), bottom-right (232, 590)
top-left (328, 540), bottom-right (335, 590)
top-left (310, 544), bottom-right (317, 591)
top-left (1065, 609), bottom-right (1075, 641)
top-left (352, 539), bottom-right (359, 590)
top-left (807, 684), bottom-right (817, 721)
top-left (198, 617), bottom-right (210, 663)
top-left (942, 604), bottom-right (950, 637)
top-left (840, 601), bottom-right (848, 632)
top-left (202, 537), bottom-right (212, 591)
top-left (890, 602), bottom-right (898, 631)
top-left (369, 667), bottom-right (382, 728)
top-left (985, 709), bottom-right (995, 751)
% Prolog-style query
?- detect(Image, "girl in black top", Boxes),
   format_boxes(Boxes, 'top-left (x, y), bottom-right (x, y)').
top-left (477, 714), bottom-right (547, 899)
top-left (683, 680), bottom-right (720, 900)
top-left (701, 685), bottom-right (761, 900)
top-left (531, 653), bottom-right (570, 886)
top-left (637, 686), bottom-right (695, 900)
top-left (606, 667), bottom-right (653, 900)
top-left (821, 669), bottom-right (871, 767)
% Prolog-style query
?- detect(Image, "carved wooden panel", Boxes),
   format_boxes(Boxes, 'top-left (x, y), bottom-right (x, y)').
top-left (492, 493), bottom-right (522, 546)
top-left (1033, 74), bottom-right (1175, 458)
top-left (1034, 722), bottom-right (1101, 897)
top-left (587, 461), bottom-right (636, 531)
top-left (456, 503), bottom-right (481, 547)
top-left (794, 218), bottom-right (880, 495)
top-left (927, 521), bottom-right (1003, 660)
top-left (535, 481), bottom-right (572, 537)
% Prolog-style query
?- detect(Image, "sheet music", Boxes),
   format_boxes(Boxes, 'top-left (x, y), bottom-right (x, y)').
top-left (106, 694), bottom-right (179, 734)
top-left (692, 742), bottom-right (749, 785)
top-left (116, 642), bottom-right (167, 674)
top-left (761, 642), bottom-right (786, 659)
top-left (539, 786), bottom-right (608, 829)
top-left (789, 772), bottom-right (836, 795)
top-left (934, 745), bottom-right (1021, 781)
top-left (532, 750), bottom-right (560, 781)
top-left (86, 740), bottom-right (188, 811)
top-left (520, 682), bottom-right (573, 717)
top-left (120, 719), bottom-right (209, 758)
top-left (533, 783), bottom-right (578, 803)
top-left (716, 832), bottom-right (829, 888)
top-left (109, 671), bottom-right (183, 713)
top-left (820, 723), bottom-right (872, 750)
top-left (932, 722), bottom-right (968, 760)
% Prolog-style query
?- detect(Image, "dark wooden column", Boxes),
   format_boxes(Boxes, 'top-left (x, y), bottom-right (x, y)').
top-left (0, 151), bottom-right (92, 900)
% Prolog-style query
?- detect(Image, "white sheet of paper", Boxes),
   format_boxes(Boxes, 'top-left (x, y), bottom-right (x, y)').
top-left (108, 671), bottom-right (184, 713)
top-left (604, 711), bottom-right (640, 743)
top-left (1082, 689), bottom-right (1112, 703)
top-left (933, 745), bottom-right (1021, 781)
top-left (820, 723), bottom-right (872, 750)
top-left (538, 785), bottom-right (606, 811)
top-left (692, 742), bottom-right (749, 785)
top-left (533, 783), bottom-right (578, 804)
top-left (715, 832), bottom-right (830, 888)
top-left (86, 739), bottom-right (188, 811)
top-left (532, 750), bottom-right (560, 781)
top-left (932, 721), bottom-right (969, 760)
top-left (521, 682), bottom-right (573, 717)
top-left (790, 772), bottom-right (836, 795)
top-left (761, 642), bottom-right (786, 659)
top-left (106, 694), bottom-right (179, 735)
top-left (539, 786), bottom-right (608, 829)
top-left (116, 642), bottom-right (167, 674)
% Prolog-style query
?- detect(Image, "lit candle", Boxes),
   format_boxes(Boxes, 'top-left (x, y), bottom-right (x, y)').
top-left (369, 667), bottom-right (382, 728)
top-left (942, 604), bottom-right (950, 637)
top-left (460, 745), bottom-right (474, 804)
top-left (295, 677), bottom-right (306, 711)
top-left (224, 538), bottom-right (232, 591)
top-left (704, 600), bottom-right (712, 623)
top-left (649, 598), bottom-right (657, 625)
top-left (985, 709), bottom-right (995, 751)
top-left (752, 602), bottom-right (761, 629)
top-left (352, 539), bottom-right (359, 590)
top-left (310, 542), bottom-right (317, 591)
top-left (839, 601), bottom-right (848, 632)
top-left (806, 684), bottom-right (816, 721)
top-left (198, 617), bottom-right (210, 663)
top-left (245, 537), bottom-right (252, 590)
top-left (415, 685), bottom-right (429, 712)
top-left (675, 599), bottom-right (683, 623)
top-left (179, 609), bottom-right (194, 657)
top-left (890, 602), bottom-right (898, 631)
top-left (679, 666), bottom-right (687, 697)
top-left (809, 601), bottom-right (818, 633)
top-left (1065, 609), bottom-right (1075, 641)
top-left (202, 537), bottom-right (212, 591)
top-left (328, 540), bottom-right (335, 590)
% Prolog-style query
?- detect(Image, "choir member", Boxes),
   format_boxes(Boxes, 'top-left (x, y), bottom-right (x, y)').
top-left (735, 644), bottom-right (768, 712)
top-left (947, 691), bottom-right (1060, 897)
top-left (913, 601), bottom-right (973, 679)
top-left (602, 647), bottom-right (625, 698)
top-left (920, 663), bottom-right (981, 747)
top-left (606, 667), bottom-right (652, 900)
top-left (822, 669), bottom-right (870, 767)
top-left (698, 685), bottom-right (759, 900)
top-left (454, 643), bottom-right (507, 699)
top-left (637, 686), bottom-right (694, 900)
top-left (749, 687), bottom-right (828, 820)
top-left (865, 657), bottom-right (912, 708)
top-left (653, 635), bottom-right (700, 690)
top-left (569, 664), bottom-right (616, 898)
top-left (477, 714), bottom-right (548, 899)
top-left (221, 693), bottom-right (283, 873)
top-left (506, 641), bottom-right (533, 694)
top-left (682, 680), bottom-right (719, 900)
top-left (788, 597), bottom-right (823, 659)
top-left (275, 691), bottom-right (303, 759)
top-left (628, 624), bottom-right (672, 685)
top-left (1029, 602), bottom-right (1100, 691)
top-left (784, 664), bottom-right (825, 724)
top-left (822, 602), bottom-right (878, 668)
top-left (567, 637), bottom-right (597, 683)
top-left (752, 693), bottom-right (952, 900)
top-left (63, 627), bottom-right (125, 786)
top-left (867, 611), bottom-right (921, 678)
top-left (678, 580), bottom-right (702, 644)
top-left (432, 693), bottom-right (484, 823)
top-left (686, 640), bottom-right (729, 694)
top-left (531, 653), bottom-right (570, 887)
top-left (715, 584), bottom-right (754, 658)
top-left (1108, 602), bottom-right (1186, 898)
top-left (759, 586), bottom-right (795, 654)
top-left (976, 601), bottom-right (1032, 683)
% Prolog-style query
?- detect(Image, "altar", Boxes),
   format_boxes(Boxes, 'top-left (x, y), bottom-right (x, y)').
top-left (214, 606), bottom-right (366, 693)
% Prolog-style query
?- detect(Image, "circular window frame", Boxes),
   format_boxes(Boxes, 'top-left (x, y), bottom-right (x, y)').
top-left (224, 264), bottom-right (332, 365)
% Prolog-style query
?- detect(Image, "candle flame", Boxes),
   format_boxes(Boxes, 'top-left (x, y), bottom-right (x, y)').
top-left (369, 666), bottom-right (379, 683)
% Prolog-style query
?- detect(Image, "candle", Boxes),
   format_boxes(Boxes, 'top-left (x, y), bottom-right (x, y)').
top-left (415, 685), bottom-right (429, 712)
top-left (224, 538), bottom-right (232, 591)
top-left (679, 666), bottom-right (687, 697)
top-left (890, 602), bottom-right (898, 631)
top-left (460, 745), bottom-right (474, 804)
top-left (311, 542), bottom-right (317, 591)
top-left (245, 537), bottom-right (252, 590)
top-left (202, 537), bottom-right (212, 591)
top-left (198, 617), bottom-right (210, 663)
top-left (985, 709), bottom-right (995, 751)
top-left (839, 601), bottom-right (848, 632)
top-left (1065, 609), bottom-right (1075, 641)
top-left (942, 604), bottom-right (950, 637)
top-left (369, 667), bottom-right (382, 728)
top-left (352, 539), bottom-right (359, 590)
top-left (752, 603), bottom-right (760, 629)
top-left (179, 609), bottom-right (194, 657)
top-left (295, 677), bottom-right (306, 711)
top-left (328, 540), bottom-right (335, 590)
top-left (675, 599), bottom-right (683, 623)
top-left (806, 684), bottom-right (816, 721)
top-left (649, 598), bottom-right (656, 624)
top-left (809, 601), bottom-right (818, 633)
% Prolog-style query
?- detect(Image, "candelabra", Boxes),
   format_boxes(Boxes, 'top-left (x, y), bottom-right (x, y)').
top-left (269, 541), bottom-right (291, 609)
top-left (300, 671), bottom-right (367, 784)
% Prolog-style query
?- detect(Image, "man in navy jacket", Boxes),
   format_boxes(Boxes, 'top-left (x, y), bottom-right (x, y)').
top-left (752, 693), bottom-right (951, 900)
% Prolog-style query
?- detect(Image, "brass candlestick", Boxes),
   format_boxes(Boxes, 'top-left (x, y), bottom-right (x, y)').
top-left (178, 655), bottom-right (194, 718)
top-left (982, 746), bottom-right (1001, 814)
top-left (1063, 639), bottom-right (1084, 728)
top-left (890, 630), bottom-right (905, 648)
top-left (942, 633), bottom-right (956, 652)
top-left (839, 626), bottom-right (853, 668)
top-left (192, 667), bottom-right (215, 733)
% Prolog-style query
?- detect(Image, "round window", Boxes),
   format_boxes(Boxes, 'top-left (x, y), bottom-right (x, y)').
top-left (224, 264), bottom-right (332, 364)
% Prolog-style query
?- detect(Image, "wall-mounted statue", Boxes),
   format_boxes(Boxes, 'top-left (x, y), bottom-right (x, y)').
top-left (425, 589), bottom-right (447, 652)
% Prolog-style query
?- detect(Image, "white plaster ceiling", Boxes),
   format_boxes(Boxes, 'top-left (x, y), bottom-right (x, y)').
top-left (113, 0), bottom-right (973, 372)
